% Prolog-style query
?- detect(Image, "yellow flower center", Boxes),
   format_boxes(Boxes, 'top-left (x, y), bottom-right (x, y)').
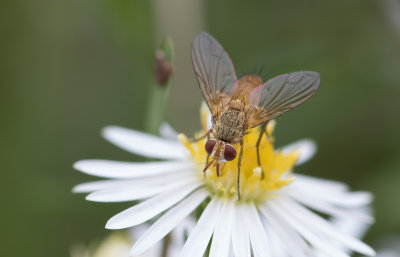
top-left (178, 104), bottom-right (300, 202)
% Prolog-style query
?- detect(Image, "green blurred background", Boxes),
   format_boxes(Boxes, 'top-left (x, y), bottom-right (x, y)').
top-left (1, 0), bottom-right (400, 256)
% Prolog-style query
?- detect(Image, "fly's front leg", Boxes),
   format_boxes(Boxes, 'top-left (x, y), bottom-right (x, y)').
top-left (205, 131), bottom-right (211, 169)
top-left (256, 122), bottom-right (268, 179)
top-left (203, 130), bottom-right (211, 178)
top-left (189, 129), bottom-right (211, 143)
top-left (189, 129), bottom-right (211, 177)
top-left (237, 140), bottom-right (244, 200)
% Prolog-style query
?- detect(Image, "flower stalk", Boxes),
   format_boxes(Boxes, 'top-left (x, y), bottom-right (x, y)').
top-left (145, 37), bottom-right (174, 135)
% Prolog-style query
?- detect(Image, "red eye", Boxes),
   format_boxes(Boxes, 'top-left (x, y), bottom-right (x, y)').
top-left (205, 139), bottom-right (217, 155)
top-left (224, 144), bottom-right (237, 161)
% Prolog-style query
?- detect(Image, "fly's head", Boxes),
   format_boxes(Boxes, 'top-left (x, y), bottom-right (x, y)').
top-left (203, 139), bottom-right (237, 176)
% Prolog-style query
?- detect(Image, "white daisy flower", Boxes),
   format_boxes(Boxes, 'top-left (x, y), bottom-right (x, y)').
top-left (74, 105), bottom-right (375, 257)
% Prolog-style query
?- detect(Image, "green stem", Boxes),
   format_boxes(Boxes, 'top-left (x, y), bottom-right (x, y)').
top-left (144, 37), bottom-right (174, 135)
top-left (145, 82), bottom-right (169, 135)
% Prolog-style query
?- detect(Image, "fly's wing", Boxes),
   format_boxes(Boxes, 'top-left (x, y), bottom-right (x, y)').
top-left (247, 71), bottom-right (320, 127)
top-left (191, 32), bottom-right (237, 115)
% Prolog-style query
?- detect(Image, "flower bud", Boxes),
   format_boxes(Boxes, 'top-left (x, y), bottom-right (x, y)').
top-left (153, 38), bottom-right (174, 86)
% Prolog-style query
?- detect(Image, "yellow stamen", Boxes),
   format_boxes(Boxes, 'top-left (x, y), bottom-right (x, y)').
top-left (178, 134), bottom-right (196, 156)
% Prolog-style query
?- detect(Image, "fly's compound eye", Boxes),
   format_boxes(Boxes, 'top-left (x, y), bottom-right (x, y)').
top-left (224, 144), bottom-right (237, 161)
top-left (205, 139), bottom-right (217, 155)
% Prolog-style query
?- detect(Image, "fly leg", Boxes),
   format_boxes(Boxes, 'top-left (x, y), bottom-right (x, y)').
top-left (256, 122), bottom-right (268, 179)
top-left (204, 132), bottom-right (211, 177)
top-left (201, 130), bottom-right (211, 178)
top-left (188, 129), bottom-right (211, 177)
top-left (237, 140), bottom-right (244, 200)
top-left (189, 129), bottom-right (211, 143)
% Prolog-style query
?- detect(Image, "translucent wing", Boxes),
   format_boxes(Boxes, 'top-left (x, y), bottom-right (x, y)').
top-left (191, 32), bottom-right (237, 113)
top-left (248, 71), bottom-right (320, 127)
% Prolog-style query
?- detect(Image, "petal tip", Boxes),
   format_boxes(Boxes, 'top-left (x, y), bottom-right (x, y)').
top-left (71, 185), bottom-right (82, 193)
top-left (364, 246), bottom-right (376, 256)
top-left (73, 159), bottom-right (103, 173)
top-left (129, 246), bottom-right (140, 257)
top-left (292, 139), bottom-right (317, 165)
top-left (102, 126), bottom-right (118, 139)
top-left (105, 219), bottom-right (121, 230)
top-left (85, 193), bottom-right (96, 201)
top-left (73, 160), bottom-right (85, 171)
top-left (299, 139), bottom-right (317, 152)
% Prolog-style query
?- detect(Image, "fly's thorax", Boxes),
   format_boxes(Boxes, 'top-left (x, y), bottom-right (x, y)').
top-left (229, 99), bottom-right (244, 111)
top-left (212, 106), bottom-right (246, 143)
top-left (235, 75), bottom-right (263, 104)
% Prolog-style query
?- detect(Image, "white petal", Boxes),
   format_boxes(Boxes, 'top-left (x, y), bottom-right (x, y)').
top-left (288, 180), bottom-right (372, 207)
top-left (278, 197), bottom-right (375, 256)
top-left (209, 200), bottom-right (234, 257)
top-left (128, 223), bottom-right (151, 242)
top-left (259, 203), bottom-right (312, 257)
top-left (278, 139), bottom-right (316, 165)
top-left (244, 203), bottom-right (270, 257)
top-left (331, 206), bottom-right (373, 239)
top-left (73, 170), bottom-right (191, 193)
top-left (283, 189), bottom-right (373, 222)
top-left (330, 207), bottom-right (373, 255)
top-left (159, 122), bottom-right (178, 140)
top-left (228, 246), bottom-right (234, 257)
top-left (74, 159), bottom-right (194, 178)
top-left (261, 217), bottom-right (290, 257)
top-left (285, 175), bottom-right (372, 208)
top-left (105, 182), bottom-right (201, 229)
top-left (126, 224), bottom-right (163, 256)
top-left (73, 179), bottom-right (133, 193)
top-left (179, 197), bottom-right (222, 257)
top-left (102, 126), bottom-right (186, 160)
top-left (231, 203), bottom-right (251, 257)
top-left (268, 199), bottom-right (351, 257)
top-left (130, 188), bottom-right (208, 256)
top-left (294, 174), bottom-right (349, 192)
top-left (167, 217), bottom-right (197, 257)
top-left (86, 175), bottom-right (199, 202)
